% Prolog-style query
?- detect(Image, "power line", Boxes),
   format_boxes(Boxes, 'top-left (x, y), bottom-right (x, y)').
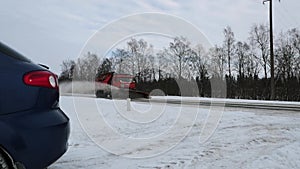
top-left (277, 2), bottom-right (300, 28)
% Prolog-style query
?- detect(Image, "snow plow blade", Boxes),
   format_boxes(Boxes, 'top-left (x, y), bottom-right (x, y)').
top-left (129, 90), bottom-right (149, 99)
top-left (95, 72), bottom-right (149, 99)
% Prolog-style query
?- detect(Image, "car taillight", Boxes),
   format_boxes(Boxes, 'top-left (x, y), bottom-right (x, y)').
top-left (23, 71), bottom-right (59, 90)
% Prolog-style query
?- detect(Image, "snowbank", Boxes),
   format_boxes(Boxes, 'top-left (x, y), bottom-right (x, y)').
top-left (49, 96), bottom-right (300, 169)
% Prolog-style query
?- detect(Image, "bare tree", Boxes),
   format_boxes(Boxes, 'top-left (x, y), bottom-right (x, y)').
top-left (112, 48), bottom-right (129, 74)
top-left (223, 26), bottom-right (235, 77)
top-left (234, 41), bottom-right (250, 78)
top-left (275, 31), bottom-right (296, 79)
top-left (75, 52), bottom-right (99, 81)
top-left (127, 38), bottom-right (139, 75)
top-left (167, 36), bottom-right (193, 79)
top-left (97, 58), bottom-right (112, 75)
top-left (156, 49), bottom-right (172, 80)
top-left (289, 28), bottom-right (300, 55)
top-left (190, 44), bottom-right (208, 80)
top-left (126, 38), bottom-right (154, 79)
top-left (288, 28), bottom-right (300, 78)
top-left (250, 24), bottom-right (270, 79)
top-left (209, 45), bottom-right (226, 79)
top-left (248, 39), bottom-right (261, 78)
top-left (59, 59), bottom-right (75, 81)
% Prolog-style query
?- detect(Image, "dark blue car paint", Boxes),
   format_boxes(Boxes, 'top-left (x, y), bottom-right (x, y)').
top-left (0, 42), bottom-right (70, 169)
top-left (0, 109), bottom-right (70, 169)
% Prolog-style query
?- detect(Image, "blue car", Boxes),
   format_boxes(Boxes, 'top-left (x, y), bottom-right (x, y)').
top-left (0, 42), bottom-right (70, 169)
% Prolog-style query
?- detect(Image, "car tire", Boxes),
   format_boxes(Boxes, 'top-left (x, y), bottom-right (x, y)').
top-left (0, 153), bottom-right (9, 169)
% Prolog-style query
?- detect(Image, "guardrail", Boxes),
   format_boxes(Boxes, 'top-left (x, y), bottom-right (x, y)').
top-left (61, 93), bottom-right (300, 112)
top-left (136, 97), bottom-right (300, 112)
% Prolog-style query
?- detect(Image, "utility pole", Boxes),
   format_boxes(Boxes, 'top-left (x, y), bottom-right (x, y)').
top-left (263, 0), bottom-right (280, 100)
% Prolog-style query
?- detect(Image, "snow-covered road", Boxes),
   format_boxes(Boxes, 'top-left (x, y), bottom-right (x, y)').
top-left (49, 96), bottom-right (300, 169)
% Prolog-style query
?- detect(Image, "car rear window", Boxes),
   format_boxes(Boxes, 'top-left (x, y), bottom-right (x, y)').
top-left (0, 42), bottom-right (32, 63)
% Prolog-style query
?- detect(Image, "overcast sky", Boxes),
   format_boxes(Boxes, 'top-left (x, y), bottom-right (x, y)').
top-left (0, 0), bottom-right (299, 74)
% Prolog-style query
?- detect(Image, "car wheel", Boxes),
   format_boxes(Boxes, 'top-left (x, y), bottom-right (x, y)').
top-left (0, 153), bottom-right (9, 169)
top-left (105, 92), bottom-right (111, 99)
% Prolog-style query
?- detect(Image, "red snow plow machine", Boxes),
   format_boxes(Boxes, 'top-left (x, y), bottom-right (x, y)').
top-left (95, 72), bottom-right (149, 99)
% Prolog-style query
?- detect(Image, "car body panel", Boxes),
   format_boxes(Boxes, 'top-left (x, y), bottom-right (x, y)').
top-left (0, 42), bottom-right (70, 169)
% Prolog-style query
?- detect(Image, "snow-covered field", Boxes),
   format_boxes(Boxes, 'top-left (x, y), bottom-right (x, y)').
top-left (49, 96), bottom-right (300, 169)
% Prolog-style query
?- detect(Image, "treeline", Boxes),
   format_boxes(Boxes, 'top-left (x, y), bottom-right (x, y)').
top-left (59, 24), bottom-right (300, 101)
top-left (135, 76), bottom-right (300, 101)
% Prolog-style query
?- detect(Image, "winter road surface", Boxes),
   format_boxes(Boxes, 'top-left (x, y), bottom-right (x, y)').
top-left (49, 96), bottom-right (300, 169)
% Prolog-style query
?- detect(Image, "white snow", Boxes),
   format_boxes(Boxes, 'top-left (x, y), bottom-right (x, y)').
top-left (49, 96), bottom-right (300, 169)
